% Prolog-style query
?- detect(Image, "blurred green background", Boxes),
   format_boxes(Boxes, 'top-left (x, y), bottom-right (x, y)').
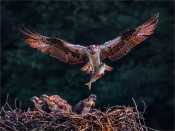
top-left (1, 1), bottom-right (174, 130)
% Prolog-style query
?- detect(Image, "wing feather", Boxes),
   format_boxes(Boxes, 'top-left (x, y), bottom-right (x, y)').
top-left (21, 27), bottom-right (87, 64)
top-left (74, 100), bottom-right (84, 114)
top-left (100, 13), bottom-right (159, 61)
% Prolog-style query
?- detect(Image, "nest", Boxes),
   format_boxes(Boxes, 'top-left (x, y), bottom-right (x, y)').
top-left (0, 104), bottom-right (148, 131)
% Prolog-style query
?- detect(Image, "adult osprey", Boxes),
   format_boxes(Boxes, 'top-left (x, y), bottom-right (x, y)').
top-left (21, 13), bottom-right (159, 74)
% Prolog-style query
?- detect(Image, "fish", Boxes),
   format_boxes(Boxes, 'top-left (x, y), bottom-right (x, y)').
top-left (85, 63), bottom-right (113, 90)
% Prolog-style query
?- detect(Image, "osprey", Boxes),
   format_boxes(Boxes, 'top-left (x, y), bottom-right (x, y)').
top-left (30, 96), bottom-right (51, 113)
top-left (74, 94), bottom-right (97, 115)
top-left (40, 94), bottom-right (72, 113)
top-left (21, 13), bottom-right (159, 75)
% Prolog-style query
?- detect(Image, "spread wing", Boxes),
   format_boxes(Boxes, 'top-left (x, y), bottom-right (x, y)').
top-left (100, 13), bottom-right (159, 61)
top-left (21, 27), bottom-right (87, 64)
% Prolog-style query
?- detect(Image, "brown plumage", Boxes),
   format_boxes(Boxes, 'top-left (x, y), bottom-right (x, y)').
top-left (74, 94), bottom-right (97, 115)
top-left (21, 13), bottom-right (159, 75)
top-left (30, 96), bottom-right (51, 113)
top-left (40, 94), bottom-right (72, 113)
top-left (20, 27), bottom-right (87, 64)
top-left (100, 13), bottom-right (159, 61)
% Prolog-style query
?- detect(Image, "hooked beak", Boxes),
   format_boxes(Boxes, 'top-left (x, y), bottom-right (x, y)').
top-left (30, 96), bottom-right (37, 102)
top-left (93, 97), bottom-right (97, 101)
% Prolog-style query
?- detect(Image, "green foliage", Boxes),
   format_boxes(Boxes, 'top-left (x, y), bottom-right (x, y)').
top-left (1, 1), bottom-right (174, 130)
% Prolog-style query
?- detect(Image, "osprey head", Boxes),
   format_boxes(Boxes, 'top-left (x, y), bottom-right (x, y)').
top-left (88, 94), bottom-right (97, 101)
top-left (86, 45), bottom-right (99, 54)
top-left (40, 94), bottom-right (49, 100)
top-left (30, 96), bottom-right (39, 103)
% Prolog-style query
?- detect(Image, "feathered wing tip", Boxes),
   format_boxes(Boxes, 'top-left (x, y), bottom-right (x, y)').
top-left (19, 25), bottom-right (48, 48)
top-left (20, 25), bottom-right (39, 38)
top-left (143, 13), bottom-right (159, 27)
top-left (137, 13), bottom-right (159, 36)
top-left (100, 13), bottom-right (159, 61)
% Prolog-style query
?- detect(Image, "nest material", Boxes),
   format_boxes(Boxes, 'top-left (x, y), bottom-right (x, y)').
top-left (0, 105), bottom-right (148, 131)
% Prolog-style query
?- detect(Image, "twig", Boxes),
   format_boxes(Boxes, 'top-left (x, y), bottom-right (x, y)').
top-left (132, 97), bottom-right (143, 130)
top-left (0, 126), bottom-right (6, 131)
top-left (3, 94), bottom-right (13, 111)
top-left (0, 98), bottom-right (148, 131)
top-left (19, 101), bottom-right (22, 109)
top-left (41, 118), bottom-right (57, 131)
top-left (141, 100), bottom-right (146, 114)
top-left (14, 98), bottom-right (17, 109)
top-left (1, 107), bottom-right (7, 116)
top-left (0, 121), bottom-right (14, 130)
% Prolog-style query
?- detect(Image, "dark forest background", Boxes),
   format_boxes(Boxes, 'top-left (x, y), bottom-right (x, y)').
top-left (1, 1), bottom-right (174, 130)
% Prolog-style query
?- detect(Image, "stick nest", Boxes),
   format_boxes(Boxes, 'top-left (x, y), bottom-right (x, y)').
top-left (0, 104), bottom-right (148, 131)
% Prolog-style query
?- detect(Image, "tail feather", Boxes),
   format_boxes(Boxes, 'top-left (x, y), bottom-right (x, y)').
top-left (85, 82), bottom-right (92, 90)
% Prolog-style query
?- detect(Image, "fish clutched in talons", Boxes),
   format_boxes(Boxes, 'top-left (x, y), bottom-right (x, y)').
top-left (85, 63), bottom-right (113, 90)
top-left (81, 62), bottom-right (113, 75)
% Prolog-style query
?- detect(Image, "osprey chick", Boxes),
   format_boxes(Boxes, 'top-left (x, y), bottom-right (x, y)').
top-left (74, 94), bottom-right (97, 115)
top-left (30, 96), bottom-right (51, 113)
top-left (41, 94), bottom-right (72, 113)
